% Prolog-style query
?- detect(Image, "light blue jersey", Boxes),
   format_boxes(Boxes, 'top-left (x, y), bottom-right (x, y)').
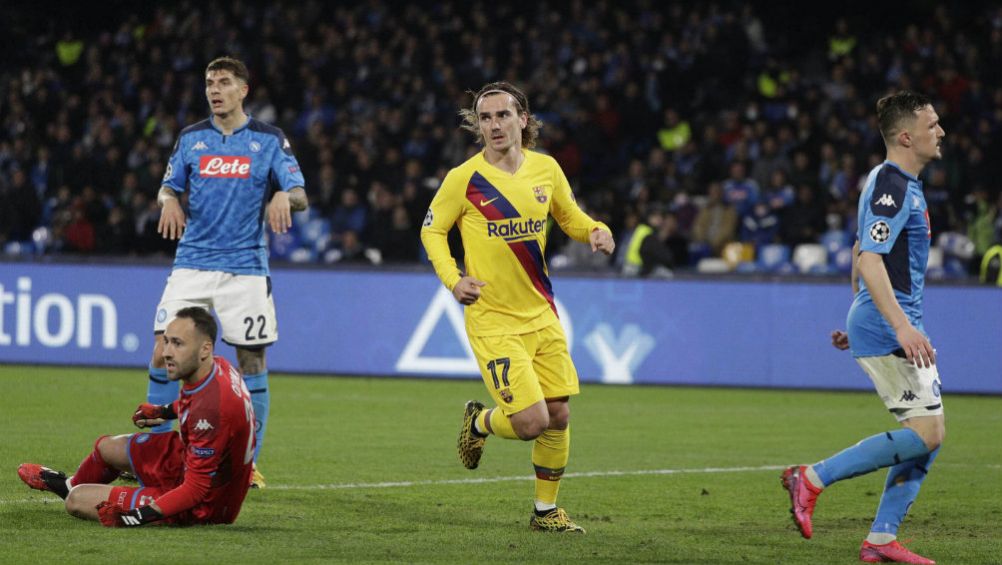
top-left (847, 161), bottom-right (932, 357)
top-left (162, 117), bottom-right (305, 275)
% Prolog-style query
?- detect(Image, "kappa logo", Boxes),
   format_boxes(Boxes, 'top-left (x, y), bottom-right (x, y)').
top-left (193, 419), bottom-right (214, 431)
top-left (900, 390), bottom-right (918, 402)
top-left (875, 193), bottom-right (897, 207)
top-left (479, 197), bottom-right (499, 207)
top-left (192, 141), bottom-right (208, 151)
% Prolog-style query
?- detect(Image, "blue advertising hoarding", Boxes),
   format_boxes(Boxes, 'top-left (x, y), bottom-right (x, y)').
top-left (1, 262), bottom-right (999, 393)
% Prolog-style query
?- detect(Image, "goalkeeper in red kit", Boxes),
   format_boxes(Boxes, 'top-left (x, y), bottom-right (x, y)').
top-left (17, 307), bottom-right (256, 527)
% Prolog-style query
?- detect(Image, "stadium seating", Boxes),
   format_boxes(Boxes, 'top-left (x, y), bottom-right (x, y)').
top-left (792, 244), bottom-right (828, 274)
top-left (757, 244), bottom-right (792, 272)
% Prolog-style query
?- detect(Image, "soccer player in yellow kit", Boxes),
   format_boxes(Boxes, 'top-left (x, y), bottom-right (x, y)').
top-left (420, 82), bottom-right (615, 533)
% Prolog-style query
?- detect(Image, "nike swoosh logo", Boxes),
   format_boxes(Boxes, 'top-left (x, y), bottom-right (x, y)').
top-left (479, 197), bottom-right (499, 207)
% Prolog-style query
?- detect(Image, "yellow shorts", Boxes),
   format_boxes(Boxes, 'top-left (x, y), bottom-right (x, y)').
top-left (468, 321), bottom-right (579, 415)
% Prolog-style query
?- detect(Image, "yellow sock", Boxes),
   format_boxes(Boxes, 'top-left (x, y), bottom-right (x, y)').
top-left (482, 407), bottom-right (520, 439)
top-left (532, 426), bottom-right (569, 506)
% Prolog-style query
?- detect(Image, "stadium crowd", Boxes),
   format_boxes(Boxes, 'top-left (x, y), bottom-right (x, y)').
top-left (2, 1), bottom-right (1001, 277)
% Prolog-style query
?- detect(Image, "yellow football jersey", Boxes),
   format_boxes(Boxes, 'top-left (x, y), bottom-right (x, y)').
top-left (421, 149), bottom-right (609, 337)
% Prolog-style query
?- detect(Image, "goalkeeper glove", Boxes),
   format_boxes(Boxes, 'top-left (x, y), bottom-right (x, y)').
top-left (132, 403), bottom-right (177, 428)
top-left (97, 502), bottom-right (164, 527)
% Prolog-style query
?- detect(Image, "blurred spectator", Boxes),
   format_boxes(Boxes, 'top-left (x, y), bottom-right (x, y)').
top-left (379, 205), bottom-right (420, 263)
top-left (335, 230), bottom-right (373, 265)
top-left (656, 109), bottom-right (691, 153)
top-left (331, 188), bottom-right (367, 241)
top-left (741, 202), bottom-right (780, 249)
top-left (692, 182), bottom-right (738, 255)
top-left (1, 169), bottom-right (42, 243)
top-left (781, 184), bottom-right (828, 246)
top-left (639, 210), bottom-right (690, 276)
top-left (722, 161), bottom-right (760, 217)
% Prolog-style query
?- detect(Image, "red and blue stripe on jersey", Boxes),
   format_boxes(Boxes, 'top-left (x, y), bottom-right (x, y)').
top-left (465, 172), bottom-right (557, 315)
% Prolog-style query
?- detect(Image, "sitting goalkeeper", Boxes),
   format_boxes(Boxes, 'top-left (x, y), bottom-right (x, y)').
top-left (18, 307), bottom-right (256, 527)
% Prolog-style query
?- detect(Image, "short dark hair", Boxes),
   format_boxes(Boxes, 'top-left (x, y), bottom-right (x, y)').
top-left (460, 81), bottom-right (542, 149)
top-left (175, 307), bottom-right (218, 344)
top-left (877, 91), bottom-right (931, 144)
top-left (206, 56), bottom-right (250, 84)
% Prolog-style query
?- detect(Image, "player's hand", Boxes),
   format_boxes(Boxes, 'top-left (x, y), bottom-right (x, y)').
top-left (452, 276), bottom-right (486, 305)
top-left (894, 323), bottom-right (936, 368)
top-left (830, 330), bottom-right (850, 351)
top-left (590, 229), bottom-right (615, 255)
top-left (157, 198), bottom-right (186, 240)
top-left (132, 403), bottom-right (175, 428)
top-left (97, 502), bottom-right (164, 527)
top-left (268, 191), bottom-right (293, 234)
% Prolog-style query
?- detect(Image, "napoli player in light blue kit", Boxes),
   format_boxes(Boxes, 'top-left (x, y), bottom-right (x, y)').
top-left (782, 92), bottom-right (945, 565)
top-left (152, 57), bottom-right (308, 488)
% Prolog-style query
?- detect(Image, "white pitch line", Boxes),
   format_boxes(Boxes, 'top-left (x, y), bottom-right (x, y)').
top-left (3, 463), bottom-right (998, 505)
top-left (268, 464), bottom-right (790, 491)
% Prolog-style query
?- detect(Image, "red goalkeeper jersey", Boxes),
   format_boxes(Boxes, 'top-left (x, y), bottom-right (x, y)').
top-left (154, 356), bottom-right (255, 522)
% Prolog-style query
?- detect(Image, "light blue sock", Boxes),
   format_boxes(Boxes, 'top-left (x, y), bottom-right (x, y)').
top-left (146, 365), bottom-right (178, 433)
top-left (870, 447), bottom-right (940, 535)
top-left (814, 429), bottom-right (929, 487)
top-left (243, 371), bottom-right (269, 463)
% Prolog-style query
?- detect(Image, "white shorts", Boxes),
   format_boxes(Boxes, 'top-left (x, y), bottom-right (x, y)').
top-left (856, 353), bottom-right (944, 422)
top-left (154, 268), bottom-right (278, 347)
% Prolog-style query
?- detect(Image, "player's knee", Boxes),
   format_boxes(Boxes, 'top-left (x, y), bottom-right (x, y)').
top-left (64, 488), bottom-right (88, 518)
top-left (94, 435), bottom-right (112, 457)
top-left (96, 435), bottom-right (129, 467)
top-left (921, 426), bottom-right (945, 451)
top-left (513, 416), bottom-right (549, 440)
top-left (909, 420), bottom-right (945, 451)
top-left (514, 421), bottom-right (546, 440)
top-left (150, 335), bottom-right (166, 368)
top-left (546, 402), bottom-right (570, 430)
top-left (236, 347), bottom-right (266, 375)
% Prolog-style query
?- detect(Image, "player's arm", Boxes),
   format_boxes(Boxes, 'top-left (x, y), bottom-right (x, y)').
top-left (149, 411), bottom-right (223, 518)
top-left (421, 170), bottom-right (485, 303)
top-left (549, 162), bottom-right (615, 255)
top-left (831, 239), bottom-right (862, 351)
top-left (267, 134), bottom-right (309, 233)
top-left (158, 136), bottom-right (189, 240)
top-left (850, 239), bottom-right (861, 295)
top-left (857, 251), bottom-right (934, 367)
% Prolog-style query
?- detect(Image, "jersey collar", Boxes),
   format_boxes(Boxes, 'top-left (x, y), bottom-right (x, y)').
top-left (208, 114), bottom-right (251, 135)
top-left (182, 361), bottom-right (217, 395)
top-left (883, 160), bottom-right (920, 183)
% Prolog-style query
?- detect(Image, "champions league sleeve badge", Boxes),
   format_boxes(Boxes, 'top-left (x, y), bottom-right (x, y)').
top-left (869, 220), bottom-right (891, 243)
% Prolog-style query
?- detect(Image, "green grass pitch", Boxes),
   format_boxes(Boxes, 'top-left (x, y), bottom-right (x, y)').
top-left (1, 365), bottom-right (999, 564)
